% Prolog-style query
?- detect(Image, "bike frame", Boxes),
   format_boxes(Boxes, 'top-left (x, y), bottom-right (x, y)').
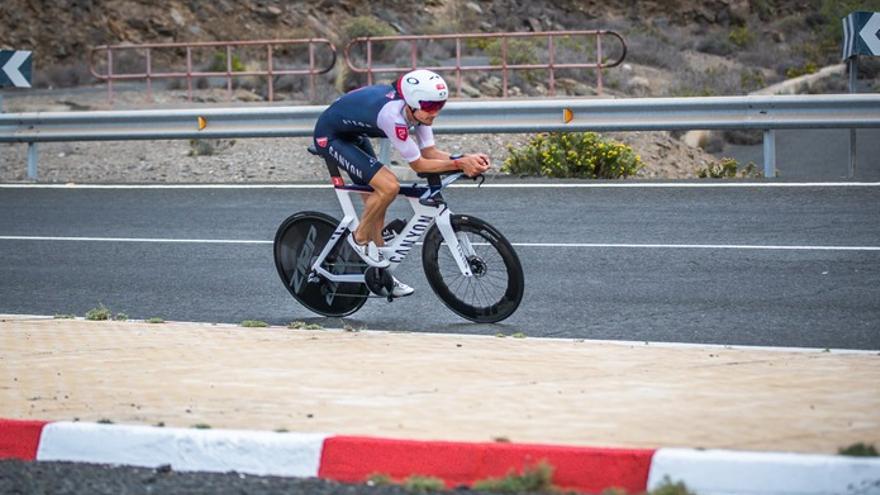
top-left (309, 173), bottom-right (476, 284)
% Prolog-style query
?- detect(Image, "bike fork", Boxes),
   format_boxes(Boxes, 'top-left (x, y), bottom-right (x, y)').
top-left (435, 209), bottom-right (474, 278)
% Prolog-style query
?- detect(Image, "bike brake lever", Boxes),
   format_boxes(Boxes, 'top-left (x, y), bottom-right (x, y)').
top-left (473, 174), bottom-right (485, 187)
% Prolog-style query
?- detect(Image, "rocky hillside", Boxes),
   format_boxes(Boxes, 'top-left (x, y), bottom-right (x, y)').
top-left (2, 0), bottom-right (872, 98)
top-left (1, 0), bottom-right (876, 183)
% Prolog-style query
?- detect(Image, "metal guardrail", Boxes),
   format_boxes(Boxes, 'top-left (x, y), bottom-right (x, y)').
top-left (89, 39), bottom-right (337, 103)
top-left (345, 30), bottom-right (627, 96)
top-left (2, 94), bottom-right (879, 179)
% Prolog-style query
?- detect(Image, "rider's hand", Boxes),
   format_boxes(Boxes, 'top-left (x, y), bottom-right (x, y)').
top-left (458, 154), bottom-right (490, 177)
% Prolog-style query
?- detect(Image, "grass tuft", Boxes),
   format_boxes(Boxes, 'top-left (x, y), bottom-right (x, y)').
top-left (53, 314), bottom-right (76, 319)
top-left (146, 317), bottom-right (165, 324)
top-left (288, 321), bottom-right (324, 330)
top-left (839, 442), bottom-right (878, 456)
top-left (241, 320), bottom-right (268, 328)
top-left (402, 475), bottom-right (445, 492)
top-left (472, 461), bottom-right (554, 493)
top-left (366, 473), bottom-right (394, 486)
top-left (85, 304), bottom-right (112, 321)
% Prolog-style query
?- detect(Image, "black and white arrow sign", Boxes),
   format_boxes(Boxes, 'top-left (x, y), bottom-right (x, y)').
top-left (0, 50), bottom-right (32, 88)
top-left (843, 12), bottom-right (880, 59)
top-left (860, 13), bottom-right (880, 55)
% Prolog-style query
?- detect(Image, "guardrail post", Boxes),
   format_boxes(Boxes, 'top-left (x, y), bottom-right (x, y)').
top-left (763, 129), bottom-right (776, 178)
top-left (27, 142), bottom-right (38, 180)
top-left (848, 57), bottom-right (858, 179)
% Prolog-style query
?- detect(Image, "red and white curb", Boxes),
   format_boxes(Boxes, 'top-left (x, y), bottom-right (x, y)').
top-left (2, 419), bottom-right (879, 494)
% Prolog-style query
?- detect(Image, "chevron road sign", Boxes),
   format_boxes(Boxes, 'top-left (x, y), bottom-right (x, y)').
top-left (0, 50), bottom-right (32, 88)
top-left (842, 12), bottom-right (880, 59)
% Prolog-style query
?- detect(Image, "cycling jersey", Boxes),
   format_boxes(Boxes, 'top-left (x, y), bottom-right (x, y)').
top-left (313, 84), bottom-right (435, 185)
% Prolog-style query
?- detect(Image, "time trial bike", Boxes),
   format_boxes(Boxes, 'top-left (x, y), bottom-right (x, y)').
top-left (273, 146), bottom-right (524, 323)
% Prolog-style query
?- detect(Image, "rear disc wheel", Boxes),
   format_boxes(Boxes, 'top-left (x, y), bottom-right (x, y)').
top-left (273, 211), bottom-right (369, 317)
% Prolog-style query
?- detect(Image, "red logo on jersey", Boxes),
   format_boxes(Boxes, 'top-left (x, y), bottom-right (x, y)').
top-left (395, 124), bottom-right (408, 141)
top-left (316, 137), bottom-right (328, 148)
top-left (436, 83), bottom-right (446, 90)
top-left (385, 91), bottom-right (395, 99)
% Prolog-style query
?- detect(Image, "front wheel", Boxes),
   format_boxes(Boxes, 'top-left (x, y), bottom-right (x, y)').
top-left (422, 215), bottom-right (524, 323)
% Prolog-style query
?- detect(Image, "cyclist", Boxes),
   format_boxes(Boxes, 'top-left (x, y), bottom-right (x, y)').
top-left (312, 68), bottom-right (490, 298)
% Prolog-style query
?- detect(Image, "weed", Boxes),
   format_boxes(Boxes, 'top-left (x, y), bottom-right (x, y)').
top-left (785, 62), bottom-right (818, 79)
top-left (729, 25), bottom-right (754, 48)
top-left (495, 332), bottom-right (506, 338)
top-left (192, 423), bottom-right (212, 429)
top-left (155, 422), bottom-right (165, 427)
top-left (839, 442), bottom-right (878, 456)
top-left (472, 461), bottom-right (555, 493)
top-left (511, 332), bottom-right (526, 339)
top-left (241, 320), bottom-right (269, 328)
top-left (698, 158), bottom-right (739, 178)
top-left (53, 314), bottom-right (76, 319)
top-left (146, 317), bottom-right (165, 324)
top-left (85, 304), bottom-right (112, 321)
top-left (698, 158), bottom-right (762, 179)
top-left (288, 321), bottom-right (324, 330)
top-left (274, 428), bottom-right (289, 433)
top-left (366, 473), bottom-right (394, 486)
top-left (114, 312), bottom-right (129, 321)
top-left (649, 477), bottom-right (698, 495)
top-left (97, 418), bottom-right (114, 424)
top-left (343, 323), bottom-right (362, 332)
top-left (209, 52), bottom-right (245, 73)
top-left (503, 132), bottom-right (642, 179)
top-left (402, 475), bottom-right (445, 492)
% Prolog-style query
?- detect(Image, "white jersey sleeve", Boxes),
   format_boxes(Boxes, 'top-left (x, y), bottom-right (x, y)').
top-left (415, 124), bottom-right (435, 149)
top-left (376, 100), bottom-right (432, 163)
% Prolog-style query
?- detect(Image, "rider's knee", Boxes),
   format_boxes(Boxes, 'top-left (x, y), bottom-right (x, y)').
top-left (371, 171), bottom-right (399, 200)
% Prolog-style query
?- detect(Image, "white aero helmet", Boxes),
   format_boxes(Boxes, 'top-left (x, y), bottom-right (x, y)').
top-left (397, 69), bottom-right (449, 112)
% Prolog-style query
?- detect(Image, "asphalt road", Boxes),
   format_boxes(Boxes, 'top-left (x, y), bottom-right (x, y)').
top-left (1, 183), bottom-right (878, 349)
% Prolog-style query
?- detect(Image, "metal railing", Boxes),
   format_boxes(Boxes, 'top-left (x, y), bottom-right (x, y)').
top-left (89, 39), bottom-right (337, 103)
top-left (2, 94), bottom-right (879, 179)
top-left (345, 30), bottom-right (627, 97)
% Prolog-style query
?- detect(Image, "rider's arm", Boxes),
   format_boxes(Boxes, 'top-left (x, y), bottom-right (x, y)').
top-left (419, 146), bottom-right (450, 161)
top-left (408, 154), bottom-right (460, 173)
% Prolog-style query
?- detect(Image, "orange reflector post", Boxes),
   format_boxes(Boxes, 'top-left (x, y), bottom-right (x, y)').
top-left (563, 108), bottom-right (574, 124)
top-left (197, 116), bottom-right (207, 131)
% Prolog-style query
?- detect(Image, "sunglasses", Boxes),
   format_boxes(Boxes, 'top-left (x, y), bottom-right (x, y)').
top-left (418, 100), bottom-right (446, 112)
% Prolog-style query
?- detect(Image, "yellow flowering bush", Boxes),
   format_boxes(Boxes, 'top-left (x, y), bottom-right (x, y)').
top-left (502, 132), bottom-right (642, 179)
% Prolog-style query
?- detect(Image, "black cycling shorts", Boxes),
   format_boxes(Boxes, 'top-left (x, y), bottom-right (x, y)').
top-left (313, 133), bottom-right (383, 186)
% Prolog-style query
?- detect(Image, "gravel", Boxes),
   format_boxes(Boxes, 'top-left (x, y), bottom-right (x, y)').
top-left (0, 459), bottom-right (548, 495)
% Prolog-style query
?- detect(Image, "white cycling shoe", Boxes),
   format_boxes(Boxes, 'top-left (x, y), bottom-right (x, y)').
top-left (347, 233), bottom-right (390, 268)
top-left (391, 276), bottom-right (415, 298)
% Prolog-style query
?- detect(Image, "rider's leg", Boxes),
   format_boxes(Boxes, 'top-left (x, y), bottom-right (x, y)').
top-left (357, 167), bottom-right (399, 246)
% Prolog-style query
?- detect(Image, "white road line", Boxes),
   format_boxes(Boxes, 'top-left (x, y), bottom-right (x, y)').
top-left (1, 236), bottom-right (878, 251)
top-left (513, 242), bottom-right (880, 251)
top-left (1, 182), bottom-right (879, 189)
top-left (0, 236), bottom-right (271, 244)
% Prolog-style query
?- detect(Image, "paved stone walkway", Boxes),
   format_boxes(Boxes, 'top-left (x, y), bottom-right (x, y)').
top-left (1, 315), bottom-right (878, 454)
